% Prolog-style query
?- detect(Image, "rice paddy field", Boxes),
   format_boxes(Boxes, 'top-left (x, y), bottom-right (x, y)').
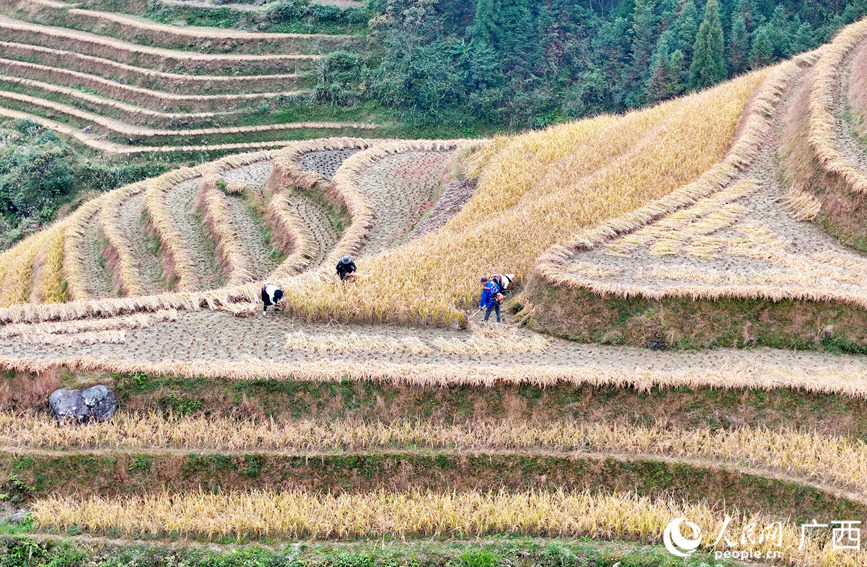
top-left (0, 3), bottom-right (866, 566)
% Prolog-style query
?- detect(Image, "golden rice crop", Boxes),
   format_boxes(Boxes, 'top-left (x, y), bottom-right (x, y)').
top-left (29, 488), bottom-right (863, 566)
top-left (605, 179), bottom-right (759, 256)
top-left (275, 68), bottom-right (765, 327)
top-left (1, 354), bottom-right (866, 398)
top-left (29, 221), bottom-right (68, 304)
top-left (7, 412), bottom-right (867, 495)
top-left (808, 17), bottom-right (867, 193)
top-left (0, 227), bottom-right (51, 307)
top-left (779, 184), bottom-right (823, 220)
top-left (531, 51), bottom-right (867, 310)
top-left (433, 333), bottom-right (549, 355)
top-left (283, 328), bottom-right (546, 355)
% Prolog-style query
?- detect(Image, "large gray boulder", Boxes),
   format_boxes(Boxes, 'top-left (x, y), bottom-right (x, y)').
top-left (49, 386), bottom-right (117, 423)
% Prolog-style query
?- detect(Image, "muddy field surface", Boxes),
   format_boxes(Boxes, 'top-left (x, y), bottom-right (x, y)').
top-left (300, 149), bottom-right (361, 180)
top-left (119, 192), bottom-right (165, 295)
top-left (164, 177), bottom-right (221, 290)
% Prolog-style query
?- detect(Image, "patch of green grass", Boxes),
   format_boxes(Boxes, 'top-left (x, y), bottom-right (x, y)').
top-left (0, 535), bottom-right (751, 567)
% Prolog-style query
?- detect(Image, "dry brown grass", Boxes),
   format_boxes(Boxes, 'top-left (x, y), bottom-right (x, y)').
top-left (809, 17), bottom-right (867, 193)
top-left (29, 488), bottom-right (863, 565)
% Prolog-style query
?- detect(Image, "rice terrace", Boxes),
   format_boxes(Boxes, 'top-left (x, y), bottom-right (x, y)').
top-left (0, 0), bottom-right (867, 565)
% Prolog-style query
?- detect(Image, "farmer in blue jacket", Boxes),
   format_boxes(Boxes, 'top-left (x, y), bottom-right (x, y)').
top-left (479, 276), bottom-right (501, 323)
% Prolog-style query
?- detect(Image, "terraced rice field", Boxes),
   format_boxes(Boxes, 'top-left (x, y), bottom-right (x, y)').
top-left (0, 9), bottom-right (866, 567)
top-left (0, 0), bottom-right (378, 154)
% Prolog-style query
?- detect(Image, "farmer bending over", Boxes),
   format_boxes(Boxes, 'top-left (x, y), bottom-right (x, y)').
top-left (262, 283), bottom-right (284, 313)
top-left (336, 256), bottom-right (357, 281)
top-left (479, 276), bottom-right (502, 323)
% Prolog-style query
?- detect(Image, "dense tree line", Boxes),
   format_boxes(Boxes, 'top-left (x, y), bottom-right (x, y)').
top-left (0, 121), bottom-right (165, 250)
top-left (335, 0), bottom-right (867, 130)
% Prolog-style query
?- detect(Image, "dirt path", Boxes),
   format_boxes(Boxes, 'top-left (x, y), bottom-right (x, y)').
top-left (119, 192), bottom-right (165, 295)
top-left (165, 177), bottom-right (221, 290)
top-left (81, 214), bottom-right (114, 299)
top-left (357, 150), bottom-right (453, 257)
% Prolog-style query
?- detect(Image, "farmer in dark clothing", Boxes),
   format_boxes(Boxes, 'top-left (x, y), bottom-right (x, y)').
top-left (261, 283), bottom-right (284, 313)
top-left (336, 256), bottom-right (357, 281)
top-left (479, 277), bottom-right (501, 323)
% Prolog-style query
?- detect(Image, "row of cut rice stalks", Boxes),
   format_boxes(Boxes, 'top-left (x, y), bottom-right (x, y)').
top-left (808, 17), bottom-right (867, 194)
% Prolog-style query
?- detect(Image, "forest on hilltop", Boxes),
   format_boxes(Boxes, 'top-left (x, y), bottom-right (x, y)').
top-left (354, 0), bottom-right (867, 128)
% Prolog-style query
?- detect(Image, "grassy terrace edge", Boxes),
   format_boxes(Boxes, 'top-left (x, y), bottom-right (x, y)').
top-left (518, 276), bottom-right (867, 353)
top-left (0, 534), bottom-right (747, 567)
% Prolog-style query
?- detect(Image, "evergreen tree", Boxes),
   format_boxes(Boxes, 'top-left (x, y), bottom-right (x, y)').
top-left (688, 0), bottom-right (726, 90)
top-left (748, 24), bottom-right (775, 68)
top-left (645, 30), bottom-right (675, 104)
top-left (674, 0), bottom-right (699, 58)
top-left (667, 49), bottom-right (686, 96)
top-left (625, 0), bottom-right (659, 107)
top-left (790, 21), bottom-right (816, 55)
top-left (728, 12), bottom-right (749, 75)
top-left (472, 0), bottom-right (497, 48)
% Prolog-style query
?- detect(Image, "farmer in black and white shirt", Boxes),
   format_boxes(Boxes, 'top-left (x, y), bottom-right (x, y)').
top-left (261, 283), bottom-right (284, 314)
